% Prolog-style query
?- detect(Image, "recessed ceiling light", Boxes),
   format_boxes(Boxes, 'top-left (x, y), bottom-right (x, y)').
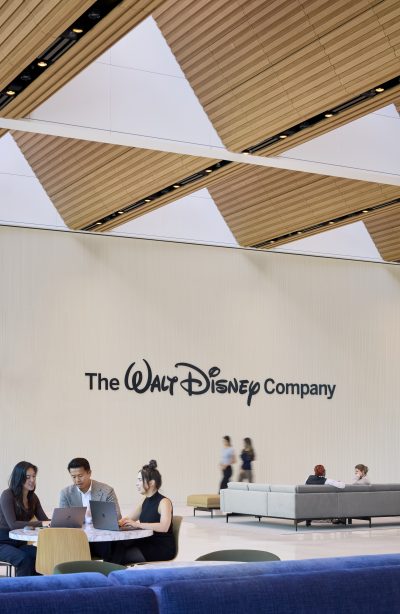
top-left (117, 211), bottom-right (124, 215)
top-left (37, 61), bottom-right (47, 67)
top-left (144, 198), bottom-right (152, 202)
top-left (173, 184), bottom-right (180, 188)
top-left (375, 87), bottom-right (384, 93)
top-left (269, 240), bottom-right (275, 244)
top-left (297, 231), bottom-right (302, 235)
top-left (324, 112), bottom-right (333, 118)
top-left (243, 151), bottom-right (250, 155)
top-left (72, 28), bottom-right (83, 33)
top-left (362, 209), bottom-right (369, 213)
top-left (279, 134), bottom-right (288, 139)
top-left (205, 169), bottom-right (212, 173)
top-left (95, 222), bottom-right (102, 226)
top-left (328, 221), bottom-right (335, 225)
top-left (6, 90), bottom-right (16, 96)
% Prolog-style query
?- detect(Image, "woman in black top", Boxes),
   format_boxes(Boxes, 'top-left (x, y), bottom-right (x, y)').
top-left (117, 460), bottom-right (175, 563)
top-left (0, 461), bottom-right (49, 576)
top-left (238, 437), bottom-right (255, 483)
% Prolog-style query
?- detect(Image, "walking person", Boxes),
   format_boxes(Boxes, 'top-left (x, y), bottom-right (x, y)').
top-left (219, 436), bottom-right (236, 490)
top-left (238, 437), bottom-right (255, 483)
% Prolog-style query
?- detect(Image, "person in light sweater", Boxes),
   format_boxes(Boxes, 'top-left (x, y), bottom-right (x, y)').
top-left (352, 464), bottom-right (370, 485)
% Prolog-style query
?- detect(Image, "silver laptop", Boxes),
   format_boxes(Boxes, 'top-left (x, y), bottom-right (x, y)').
top-left (90, 500), bottom-right (135, 531)
top-left (51, 507), bottom-right (86, 528)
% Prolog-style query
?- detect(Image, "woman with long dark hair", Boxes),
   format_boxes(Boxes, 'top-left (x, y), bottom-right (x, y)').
top-left (115, 460), bottom-right (175, 563)
top-left (0, 461), bottom-right (49, 576)
top-left (238, 437), bottom-right (256, 483)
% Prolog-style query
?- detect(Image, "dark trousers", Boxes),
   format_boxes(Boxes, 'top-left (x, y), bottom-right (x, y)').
top-left (220, 465), bottom-right (232, 490)
top-left (0, 541), bottom-right (37, 576)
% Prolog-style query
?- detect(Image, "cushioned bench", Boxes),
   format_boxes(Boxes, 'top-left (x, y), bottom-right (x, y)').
top-left (186, 494), bottom-right (220, 517)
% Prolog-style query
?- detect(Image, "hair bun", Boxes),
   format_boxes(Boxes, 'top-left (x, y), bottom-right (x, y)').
top-left (148, 459), bottom-right (157, 469)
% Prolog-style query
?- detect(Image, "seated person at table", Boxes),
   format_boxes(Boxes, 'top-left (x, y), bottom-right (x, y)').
top-left (115, 459), bottom-right (175, 564)
top-left (352, 463), bottom-right (370, 485)
top-left (59, 457), bottom-right (121, 522)
top-left (0, 461), bottom-right (50, 576)
top-left (59, 457), bottom-right (121, 560)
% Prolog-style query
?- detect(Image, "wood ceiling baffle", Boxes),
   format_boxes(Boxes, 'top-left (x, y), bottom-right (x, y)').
top-left (12, 131), bottom-right (239, 231)
top-left (365, 206), bottom-right (400, 261)
top-left (155, 0), bottom-right (400, 155)
top-left (0, 0), bottom-right (165, 138)
top-left (208, 165), bottom-right (400, 248)
top-left (0, 0), bottom-right (94, 92)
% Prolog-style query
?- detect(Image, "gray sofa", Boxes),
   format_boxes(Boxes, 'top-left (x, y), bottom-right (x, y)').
top-left (220, 482), bottom-right (400, 530)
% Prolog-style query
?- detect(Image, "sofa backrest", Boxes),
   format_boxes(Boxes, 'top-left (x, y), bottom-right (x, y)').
top-left (227, 482), bottom-right (400, 493)
top-left (0, 572), bottom-right (109, 594)
top-left (109, 553), bottom-right (400, 587)
top-left (151, 565), bottom-right (400, 614)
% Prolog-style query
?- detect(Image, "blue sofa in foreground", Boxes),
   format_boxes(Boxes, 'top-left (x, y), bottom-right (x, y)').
top-left (1, 554), bottom-right (400, 613)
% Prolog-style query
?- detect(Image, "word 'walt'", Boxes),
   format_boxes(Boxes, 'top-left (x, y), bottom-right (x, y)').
top-left (85, 360), bottom-right (336, 407)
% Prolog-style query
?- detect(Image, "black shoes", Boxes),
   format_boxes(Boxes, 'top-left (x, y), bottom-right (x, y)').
top-left (332, 518), bottom-right (346, 525)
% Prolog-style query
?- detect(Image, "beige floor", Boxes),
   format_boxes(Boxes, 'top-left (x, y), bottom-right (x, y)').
top-left (2, 510), bottom-right (399, 576)
top-left (175, 507), bottom-right (400, 562)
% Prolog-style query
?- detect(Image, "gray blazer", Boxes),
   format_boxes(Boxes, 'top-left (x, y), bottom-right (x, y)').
top-left (59, 479), bottom-right (121, 518)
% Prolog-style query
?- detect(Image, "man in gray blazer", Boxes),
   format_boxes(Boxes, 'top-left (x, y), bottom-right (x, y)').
top-left (59, 457), bottom-right (121, 560)
top-left (59, 457), bottom-right (121, 519)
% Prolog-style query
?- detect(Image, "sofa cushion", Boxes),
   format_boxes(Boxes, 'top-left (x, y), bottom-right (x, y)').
top-left (296, 485), bottom-right (342, 493)
top-left (109, 553), bottom-right (400, 586)
top-left (368, 484), bottom-right (400, 492)
top-left (248, 483), bottom-right (271, 492)
top-left (0, 572), bottom-right (109, 594)
top-left (151, 565), bottom-right (400, 614)
top-left (221, 489), bottom-right (268, 515)
top-left (227, 482), bottom-right (249, 490)
top-left (269, 485), bottom-right (297, 492)
top-left (268, 491), bottom-right (338, 519)
top-left (338, 491), bottom-right (400, 516)
top-left (0, 586), bottom-right (158, 614)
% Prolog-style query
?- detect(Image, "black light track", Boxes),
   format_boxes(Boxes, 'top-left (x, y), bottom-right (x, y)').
top-left (251, 198), bottom-right (400, 249)
top-left (0, 0), bottom-right (124, 111)
top-left (81, 75), bottom-right (400, 232)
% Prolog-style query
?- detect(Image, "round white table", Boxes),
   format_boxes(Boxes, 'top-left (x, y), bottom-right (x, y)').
top-left (9, 526), bottom-right (153, 542)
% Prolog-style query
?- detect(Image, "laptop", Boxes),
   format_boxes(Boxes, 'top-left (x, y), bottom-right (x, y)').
top-left (50, 507), bottom-right (86, 528)
top-left (90, 500), bottom-right (136, 531)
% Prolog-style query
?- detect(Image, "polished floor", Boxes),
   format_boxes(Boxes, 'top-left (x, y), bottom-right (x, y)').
top-left (2, 509), bottom-right (400, 576)
top-left (174, 507), bottom-right (400, 562)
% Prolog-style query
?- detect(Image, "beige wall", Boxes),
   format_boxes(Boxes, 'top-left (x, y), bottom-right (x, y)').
top-left (1, 225), bottom-right (399, 511)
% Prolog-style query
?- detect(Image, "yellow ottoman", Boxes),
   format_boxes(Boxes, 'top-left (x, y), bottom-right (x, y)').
top-left (187, 494), bottom-right (220, 517)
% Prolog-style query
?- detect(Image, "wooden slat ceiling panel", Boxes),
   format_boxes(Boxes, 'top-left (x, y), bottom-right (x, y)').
top-left (365, 205), bottom-right (400, 261)
top-left (208, 165), bottom-right (400, 247)
top-left (0, 0), bottom-right (94, 91)
top-left (0, 0), bottom-right (165, 138)
top-left (155, 0), bottom-right (400, 152)
top-left (12, 131), bottom-right (228, 230)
